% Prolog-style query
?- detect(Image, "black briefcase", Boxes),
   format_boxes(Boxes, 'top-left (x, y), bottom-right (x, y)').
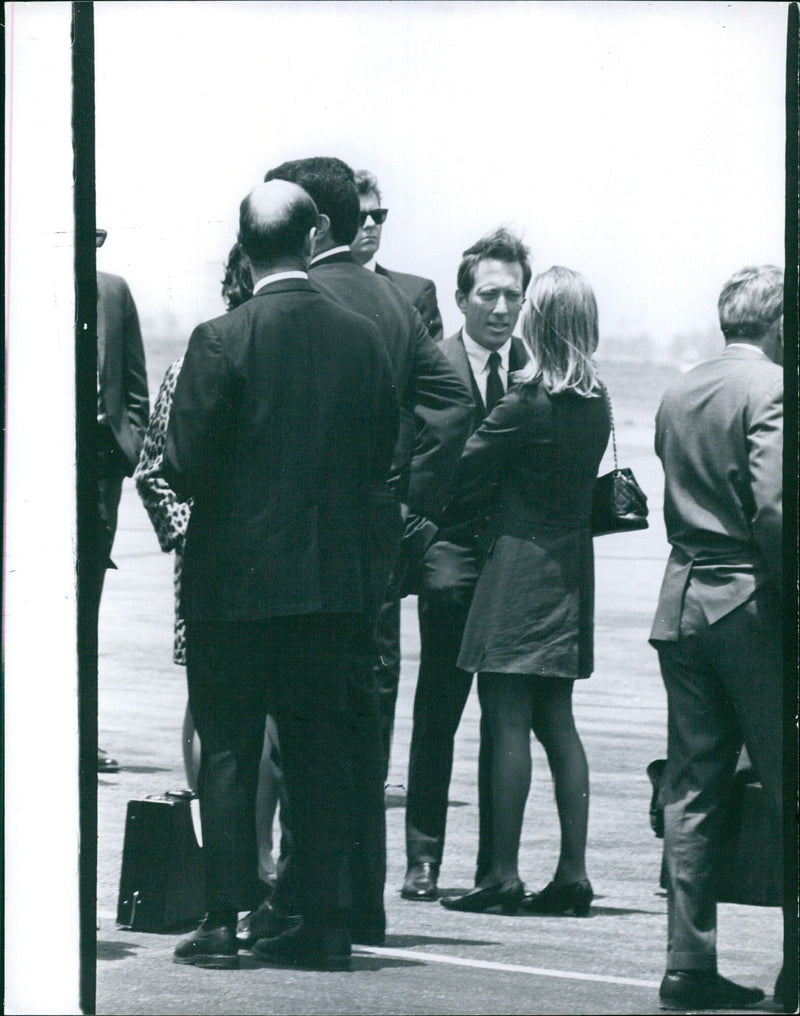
top-left (117, 790), bottom-right (205, 932)
top-left (652, 756), bottom-right (782, 907)
top-left (716, 776), bottom-right (782, 906)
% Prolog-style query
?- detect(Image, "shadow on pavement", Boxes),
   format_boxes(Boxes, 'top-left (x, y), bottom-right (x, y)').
top-left (235, 955), bottom-right (424, 972)
top-left (97, 940), bottom-right (143, 961)
top-left (384, 934), bottom-right (496, 948)
top-left (112, 765), bottom-right (173, 774)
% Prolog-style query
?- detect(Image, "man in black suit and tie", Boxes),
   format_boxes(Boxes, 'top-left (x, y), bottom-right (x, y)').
top-left (262, 156), bottom-right (473, 946)
top-left (165, 180), bottom-right (399, 971)
top-left (650, 266), bottom-right (787, 1011)
top-left (350, 169), bottom-right (443, 342)
top-left (94, 229), bottom-right (150, 772)
top-left (402, 229), bottom-right (532, 902)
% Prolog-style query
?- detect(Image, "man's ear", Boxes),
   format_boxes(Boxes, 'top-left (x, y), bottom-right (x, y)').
top-left (315, 213), bottom-right (332, 242)
top-left (455, 289), bottom-right (467, 314)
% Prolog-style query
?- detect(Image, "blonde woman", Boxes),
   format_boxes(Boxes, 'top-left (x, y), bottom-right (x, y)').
top-left (440, 267), bottom-right (610, 916)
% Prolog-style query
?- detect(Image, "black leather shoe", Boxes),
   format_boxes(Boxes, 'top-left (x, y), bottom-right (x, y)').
top-left (173, 917), bottom-right (239, 969)
top-left (252, 921), bottom-right (351, 971)
top-left (401, 862), bottom-right (439, 901)
top-left (236, 900), bottom-right (301, 949)
top-left (440, 879), bottom-right (523, 914)
top-left (97, 748), bottom-right (119, 773)
top-left (659, 970), bottom-right (765, 1010)
top-left (519, 879), bottom-right (593, 917)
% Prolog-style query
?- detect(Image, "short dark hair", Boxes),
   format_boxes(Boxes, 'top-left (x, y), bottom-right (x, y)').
top-left (220, 241), bottom-right (253, 311)
top-left (456, 228), bottom-right (532, 296)
top-left (237, 187), bottom-right (318, 268)
top-left (354, 169), bottom-right (381, 204)
top-left (264, 157), bottom-right (360, 245)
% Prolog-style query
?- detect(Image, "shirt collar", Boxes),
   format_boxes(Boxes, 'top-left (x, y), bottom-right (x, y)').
top-left (310, 246), bottom-right (352, 266)
top-left (362, 257), bottom-right (377, 272)
top-left (252, 271), bottom-right (308, 295)
top-left (461, 327), bottom-right (512, 371)
top-left (725, 342), bottom-right (768, 357)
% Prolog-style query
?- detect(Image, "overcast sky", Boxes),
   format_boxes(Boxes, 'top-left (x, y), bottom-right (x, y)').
top-left (94, 0), bottom-right (787, 350)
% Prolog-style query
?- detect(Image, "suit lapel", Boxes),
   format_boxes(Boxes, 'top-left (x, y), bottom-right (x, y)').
top-left (509, 335), bottom-right (529, 372)
top-left (442, 331), bottom-right (475, 395)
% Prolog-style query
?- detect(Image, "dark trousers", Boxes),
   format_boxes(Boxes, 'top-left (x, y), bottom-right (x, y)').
top-left (373, 594), bottom-right (401, 782)
top-left (405, 540), bottom-right (492, 878)
top-left (656, 594), bottom-right (783, 972)
top-left (86, 433), bottom-right (126, 629)
top-left (347, 657), bottom-right (388, 937)
top-left (186, 615), bottom-right (366, 927)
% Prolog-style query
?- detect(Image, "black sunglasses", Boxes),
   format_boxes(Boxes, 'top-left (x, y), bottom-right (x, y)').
top-left (359, 208), bottom-right (388, 227)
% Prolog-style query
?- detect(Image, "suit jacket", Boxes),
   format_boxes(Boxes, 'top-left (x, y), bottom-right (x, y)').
top-left (309, 251), bottom-right (473, 519)
top-left (375, 263), bottom-right (443, 342)
top-left (400, 330), bottom-right (529, 600)
top-left (163, 278), bottom-right (399, 622)
top-left (650, 344), bottom-right (782, 641)
top-left (97, 271), bottom-right (150, 474)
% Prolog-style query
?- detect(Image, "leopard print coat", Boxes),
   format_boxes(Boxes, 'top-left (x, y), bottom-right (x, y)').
top-left (134, 357), bottom-right (191, 664)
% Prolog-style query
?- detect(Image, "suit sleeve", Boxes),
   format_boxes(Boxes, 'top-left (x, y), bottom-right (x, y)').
top-left (406, 308), bottom-right (474, 518)
top-left (441, 383), bottom-right (553, 527)
top-left (163, 322), bottom-right (235, 503)
top-left (747, 375), bottom-right (782, 593)
top-left (121, 281), bottom-right (150, 460)
top-left (134, 360), bottom-right (192, 553)
top-left (415, 279), bottom-right (443, 343)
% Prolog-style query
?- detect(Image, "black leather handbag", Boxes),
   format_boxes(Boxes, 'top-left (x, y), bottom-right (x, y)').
top-left (592, 386), bottom-right (649, 536)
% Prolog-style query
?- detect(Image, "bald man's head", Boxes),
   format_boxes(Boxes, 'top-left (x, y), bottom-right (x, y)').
top-left (238, 179), bottom-right (318, 272)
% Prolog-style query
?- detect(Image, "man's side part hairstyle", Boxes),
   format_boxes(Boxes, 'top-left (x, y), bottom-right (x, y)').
top-left (718, 265), bottom-right (784, 341)
top-left (354, 169), bottom-right (382, 204)
top-left (456, 227), bottom-right (532, 297)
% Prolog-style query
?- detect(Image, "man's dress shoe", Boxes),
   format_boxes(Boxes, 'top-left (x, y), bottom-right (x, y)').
top-left (659, 970), bottom-right (765, 1010)
top-left (252, 921), bottom-right (351, 971)
top-left (173, 917), bottom-right (239, 969)
top-left (440, 878), bottom-right (523, 914)
top-left (401, 862), bottom-right (439, 901)
top-left (97, 748), bottom-right (119, 773)
top-left (519, 879), bottom-right (593, 917)
top-left (236, 900), bottom-right (301, 949)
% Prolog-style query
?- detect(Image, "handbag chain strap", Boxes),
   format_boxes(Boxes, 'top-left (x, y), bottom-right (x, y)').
top-left (598, 378), bottom-right (618, 470)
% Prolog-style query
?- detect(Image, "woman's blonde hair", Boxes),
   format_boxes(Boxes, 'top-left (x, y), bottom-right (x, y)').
top-left (514, 266), bottom-right (601, 396)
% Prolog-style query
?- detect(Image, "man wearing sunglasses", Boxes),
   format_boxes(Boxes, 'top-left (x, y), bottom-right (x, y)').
top-left (350, 170), bottom-right (443, 343)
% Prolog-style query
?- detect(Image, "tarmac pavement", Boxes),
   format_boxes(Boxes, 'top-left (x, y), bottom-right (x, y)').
top-left (95, 386), bottom-right (784, 1015)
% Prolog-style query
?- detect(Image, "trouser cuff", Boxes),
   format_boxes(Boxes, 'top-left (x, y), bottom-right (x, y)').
top-left (668, 952), bottom-right (717, 972)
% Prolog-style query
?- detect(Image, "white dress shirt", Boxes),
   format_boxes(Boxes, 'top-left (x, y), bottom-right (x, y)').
top-left (309, 246), bottom-right (352, 267)
top-left (462, 328), bottom-right (512, 406)
top-left (252, 270), bottom-right (308, 295)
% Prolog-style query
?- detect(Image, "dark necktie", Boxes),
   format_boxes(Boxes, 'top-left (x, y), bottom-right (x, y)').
top-left (485, 350), bottom-right (504, 415)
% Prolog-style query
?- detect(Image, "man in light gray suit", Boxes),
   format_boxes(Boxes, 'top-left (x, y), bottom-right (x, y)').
top-left (650, 266), bottom-right (784, 1011)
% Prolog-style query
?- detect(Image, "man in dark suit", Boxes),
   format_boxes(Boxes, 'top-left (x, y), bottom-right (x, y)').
top-left (262, 156), bottom-right (474, 945)
top-left (94, 229), bottom-right (150, 772)
top-left (350, 169), bottom-right (443, 342)
top-left (165, 180), bottom-right (399, 971)
top-left (650, 266), bottom-right (785, 1011)
top-left (402, 229), bottom-right (531, 901)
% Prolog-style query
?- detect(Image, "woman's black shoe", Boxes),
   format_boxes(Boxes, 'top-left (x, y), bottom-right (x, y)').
top-left (519, 879), bottom-right (593, 916)
top-left (440, 879), bottom-right (524, 914)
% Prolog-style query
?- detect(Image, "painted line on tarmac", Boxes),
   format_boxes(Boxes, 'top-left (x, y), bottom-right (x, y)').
top-left (354, 946), bottom-right (660, 989)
